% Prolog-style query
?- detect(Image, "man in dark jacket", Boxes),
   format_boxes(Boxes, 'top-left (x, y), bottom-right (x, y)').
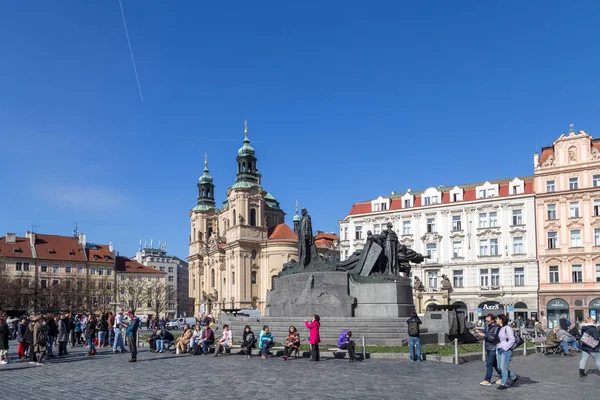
top-left (579, 317), bottom-right (600, 377)
top-left (200, 325), bottom-right (215, 354)
top-left (477, 314), bottom-right (502, 385)
top-left (125, 311), bottom-right (140, 362)
top-left (57, 314), bottom-right (69, 356)
top-left (46, 313), bottom-right (58, 358)
top-left (407, 311), bottom-right (422, 362)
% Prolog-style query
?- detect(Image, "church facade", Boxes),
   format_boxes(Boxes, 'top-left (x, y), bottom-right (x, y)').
top-left (187, 123), bottom-right (298, 317)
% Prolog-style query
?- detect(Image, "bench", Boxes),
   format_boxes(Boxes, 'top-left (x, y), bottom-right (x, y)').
top-left (531, 338), bottom-right (560, 355)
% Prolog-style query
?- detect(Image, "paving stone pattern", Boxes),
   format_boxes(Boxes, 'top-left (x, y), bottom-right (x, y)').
top-left (0, 340), bottom-right (597, 399)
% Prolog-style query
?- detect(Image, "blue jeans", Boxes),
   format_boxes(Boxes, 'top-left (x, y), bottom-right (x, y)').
top-left (201, 340), bottom-right (214, 354)
top-left (47, 336), bottom-right (55, 355)
top-left (485, 349), bottom-right (501, 381)
top-left (87, 338), bottom-right (95, 352)
top-left (156, 340), bottom-right (171, 351)
top-left (565, 337), bottom-right (579, 351)
top-left (260, 341), bottom-right (274, 355)
top-left (497, 348), bottom-right (516, 385)
top-left (409, 336), bottom-right (421, 361)
top-left (113, 328), bottom-right (125, 352)
top-left (98, 331), bottom-right (107, 344)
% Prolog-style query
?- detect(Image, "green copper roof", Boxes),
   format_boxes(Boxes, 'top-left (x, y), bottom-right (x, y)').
top-left (191, 204), bottom-right (219, 212)
top-left (231, 181), bottom-right (262, 190)
top-left (292, 213), bottom-right (301, 222)
top-left (265, 192), bottom-right (276, 201)
top-left (199, 165), bottom-right (213, 184)
top-left (238, 134), bottom-right (255, 156)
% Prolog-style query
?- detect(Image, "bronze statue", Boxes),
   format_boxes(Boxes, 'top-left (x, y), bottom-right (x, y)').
top-left (396, 244), bottom-right (425, 277)
top-left (413, 276), bottom-right (425, 291)
top-left (367, 229), bottom-right (388, 274)
top-left (384, 222), bottom-right (399, 274)
top-left (441, 274), bottom-right (453, 293)
top-left (298, 208), bottom-right (318, 268)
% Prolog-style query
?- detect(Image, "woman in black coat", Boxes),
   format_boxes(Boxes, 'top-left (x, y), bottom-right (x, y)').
top-left (579, 317), bottom-right (600, 377)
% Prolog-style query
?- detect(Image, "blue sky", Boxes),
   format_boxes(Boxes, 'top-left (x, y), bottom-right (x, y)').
top-left (1, 1), bottom-right (600, 259)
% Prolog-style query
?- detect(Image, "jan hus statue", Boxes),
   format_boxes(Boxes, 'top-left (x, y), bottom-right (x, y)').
top-left (298, 208), bottom-right (318, 268)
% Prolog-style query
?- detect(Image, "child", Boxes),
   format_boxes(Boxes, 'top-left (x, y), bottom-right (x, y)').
top-left (305, 315), bottom-right (321, 361)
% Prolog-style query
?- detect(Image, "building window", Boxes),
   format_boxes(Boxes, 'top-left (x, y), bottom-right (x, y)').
top-left (569, 202), bottom-right (580, 218)
top-left (231, 271), bottom-right (235, 285)
top-left (548, 232), bottom-right (558, 249)
top-left (16, 262), bottom-right (22, 271)
top-left (402, 221), bottom-right (411, 235)
top-left (453, 270), bottom-right (463, 288)
top-left (549, 266), bottom-right (559, 283)
top-left (452, 192), bottom-right (461, 202)
top-left (479, 213), bottom-right (488, 228)
top-left (343, 228), bottom-right (348, 241)
top-left (355, 226), bottom-right (363, 240)
top-left (547, 204), bottom-right (556, 220)
top-left (426, 218), bottom-right (436, 233)
top-left (594, 175), bottom-right (600, 187)
top-left (546, 180), bottom-right (555, 192)
top-left (251, 271), bottom-right (257, 284)
top-left (594, 200), bottom-right (600, 216)
top-left (41, 264), bottom-right (47, 273)
top-left (159, 266), bottom-right (165, 272)
top-left (570, 230), bottom-right (582, 247)
top-left (479, 240), bottom-right (489, 256)
top-left (490, 239), bottom-right (498, 255)
top-left (107, 282), bottom-right (112, 290)
top-left (120, 274), bottom-right (125, 281)
top-left (168, 267), bottom-right (174, 273)
top-left (514, 267), bottom-right (525, 286)
top-left (491, 268), bottom-right (500, 286)
top-left (404, 199), bottom-right (411, 208)
top-left (107, 268), bottom-right (112, 276)
top-left (90, 267), bottom-right (96, 275)
top-left (98, 267), bottom-right (104, 276)
top-left (23, 262), bottom-right (30, 272)
top-left (41, 279), bottom-right (47, 289)
top-left (428, 270), bottom-right (438, 289)
top-left (569, 177), bottom-right (579, 190)
top-left (512, 210), bottom-right (522, 226)
top-left (489, 212), bottom-right (498, 227)
top-left (452, 241), bottom-right (463, 258)
top-left (250, 208), bottom-right (257, 226)
top-left (168, 276), bottom-right (174, 282)
top-left (53, 264), bottom-right (60, 273)
top-left (513, 237), bottom-right (524, 254)
top-left (65, 264), bottom-right (71, 273)
top-left (572, 264), bottom-right (583, 283)
top-left (426, 243), bottom-right (437, 259)
top-left (424, 196), bottom-right (437, 205)
top-left (480, 269), bottom-right (489, 287)
top-left (452, 215), bottom-right (462, 231)
top-left (77, 265), bottom-right (84, 274)
top-left (512, 185), bottom-right (523, 195)
top-left (595, 229), bottom-right (600, 246)
top-left (596, 264), bottom-right (600, 283)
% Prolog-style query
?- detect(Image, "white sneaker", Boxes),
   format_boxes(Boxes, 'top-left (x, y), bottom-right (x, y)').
top-left (29, 361), bottom-right (36, 365)
top-left (1, 360), bottom-right (7, 365)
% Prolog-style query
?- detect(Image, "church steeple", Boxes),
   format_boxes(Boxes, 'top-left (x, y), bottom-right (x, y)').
top-left (233, 120), bottom-right (261, 189)
top-left (193, 153), bottom-right (217, 211)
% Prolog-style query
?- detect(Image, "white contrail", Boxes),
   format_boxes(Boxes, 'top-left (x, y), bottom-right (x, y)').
top-left (118, 0), bottom-right (144, 102)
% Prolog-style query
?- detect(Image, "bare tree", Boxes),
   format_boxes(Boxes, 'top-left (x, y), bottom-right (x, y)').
top-left (118, 276), bottom-right (148, 313)
top-left (144, 278), bottom-right (174, 319)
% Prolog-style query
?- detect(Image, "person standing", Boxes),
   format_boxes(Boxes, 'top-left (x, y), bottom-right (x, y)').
top-left (579, 317), bottom-right (600, 377)
top-left (125, 311), bottom-right (139, 362)
top-left (107, 312), bottom-right (114, 346)
top-left (407, 311), bottom-right (422, 362)
top-left (97, 315), bottom-right (108, 348)
top-left (478, 314), bottom-right (502, 385)
top-left (85, 314), bottom-right (97, 356)
top-left (57, 314), bottom-right (69, 356)
top-left (337, 330), bottom-right (357, 362)
top-left (495, 314), bottom-right (518, 390)
top-left (113, 309), bottom-right (126, 353)
top-left (46, 313), bottom-right (58, 358)
top-left (0, 313), bottom-right (9, 365)
top-left (32, 316), bottom-right (48, 366)
top-left (17, 317), bottom-right (28, 359)
top-left (305, 315), bottom-right (321, 361)
top-left (74, 315), bottom-right (82, 345)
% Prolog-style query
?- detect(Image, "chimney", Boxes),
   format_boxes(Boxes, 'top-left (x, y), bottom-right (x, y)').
top-left (25, 231), bottom-right (35, 247)
top-left (78, 233), bottom-right (86, 247)
top-left (534, 152), bottom-right (540, 168)
top-left (109, 242), bottom-right (114, 253)
top-left (6, 233), bottom-right (16, 243)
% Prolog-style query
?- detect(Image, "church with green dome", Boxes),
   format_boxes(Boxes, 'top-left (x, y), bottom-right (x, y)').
top-left (187, 122), bottom-right (299, 317)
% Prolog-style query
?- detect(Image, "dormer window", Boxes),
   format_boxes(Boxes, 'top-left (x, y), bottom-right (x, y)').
top-left (509, 178), bottom-right (525, 195)
top-left (93, 255), bottom-right (99, 260)
top-left (476, 182), bottom-right (499, 199)
top-left (422, 188), bottom-right (442, 207)
top-left (48, 248), bottom-right (56, 254)
top-left (449, 186), bottom-right (464, 202)
top-left (404, 199), bottom-right (411, 208)
top-left (69, 250), bottom-right (75, 256)
top-left (104, 256), bottom-right (110, 261)
top-left (371, 196), bottom-right (390, 212)
top-left (13, 247), bottom-right (22, 253)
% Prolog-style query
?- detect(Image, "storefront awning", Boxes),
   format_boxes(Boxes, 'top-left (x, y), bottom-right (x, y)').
top-left (546, 298), bottom-right (569, 310)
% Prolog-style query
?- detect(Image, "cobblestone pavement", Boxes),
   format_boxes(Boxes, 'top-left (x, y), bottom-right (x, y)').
top-left (0, 340), bottom-right (597, 399)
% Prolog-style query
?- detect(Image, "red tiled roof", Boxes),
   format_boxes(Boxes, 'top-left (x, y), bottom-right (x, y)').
top-left (0, 236), bottom-right (33, 259)
top-left (86, 243), bottom-right (115, 264)
top-left (315, 233), bottom-right (339, 241)
top-left (268, 223), bottom-right (298, 241)
top-left (34, 234), bottom-right (86, 262)
top-left (115, 256), bottom-right (165, 274)
top-left (348, 177), bottom-right (534, 216)
top-left (539, 147), bottom-right (554, 165)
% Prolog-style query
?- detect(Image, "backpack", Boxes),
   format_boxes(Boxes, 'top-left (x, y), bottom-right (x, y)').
top-left (36, 326), bottom-right (48, 347)
top-left (408, 320), bottom-right (420, 337)
top-left (503, 326), bottom-right (524, 351)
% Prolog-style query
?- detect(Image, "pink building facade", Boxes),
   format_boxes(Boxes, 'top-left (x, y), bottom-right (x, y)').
top-left (534, 125), bottom-right (600, 327)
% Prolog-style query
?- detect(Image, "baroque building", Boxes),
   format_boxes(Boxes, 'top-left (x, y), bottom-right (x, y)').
top-left (534, 125), bottom-right (600, 327)
top-left (339, 177), bottom-right (538, 321)
top-left (187, 123), bottom-right (298, 317)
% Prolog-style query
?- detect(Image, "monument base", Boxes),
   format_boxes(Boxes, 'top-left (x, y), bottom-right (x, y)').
top-left (266, 271), bottom-right (355, 317)
top-left (349, 275), bottom-right (415, 318)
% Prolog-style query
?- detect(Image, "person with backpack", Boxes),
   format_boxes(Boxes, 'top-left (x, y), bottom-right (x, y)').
top-left (477, 314), bottom-right (502, 386)
top-left (495, 314), bottom-right (519, 390)
top-left (32, 315), bottom-right (48, 366)
top-left (337, 330), bottom-right (357, 362)
top-left (407, 311), bottom-right (422, 362)
top-left (579, 317), bottom-right (600, 377)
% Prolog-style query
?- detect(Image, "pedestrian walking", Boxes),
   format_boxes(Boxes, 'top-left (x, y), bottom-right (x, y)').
top-left (579, 317), bottom-right (600, 377)
top-left (407, 311), bottom-right (422, 362)
top-left (477, 314), bottom-right (502, 386)
top-left (495, 314), bottom-right (519, 390)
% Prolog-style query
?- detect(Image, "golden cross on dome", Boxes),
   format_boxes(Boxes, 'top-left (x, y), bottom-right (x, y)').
top-left (204, 152), bottom-right (208, 166)
top-left (244, 119), bottom-right (248, 135)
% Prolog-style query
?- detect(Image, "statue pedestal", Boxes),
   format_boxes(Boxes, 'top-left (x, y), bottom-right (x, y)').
top-left (266, 271), bottom-right (355, 317)
top-left (349, 275), bottom-right (414, 318)
top-left (441, 289), bottom-right (451, 305)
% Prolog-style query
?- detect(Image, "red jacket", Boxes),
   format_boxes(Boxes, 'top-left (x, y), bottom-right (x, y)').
top-left (305, 320), bottom-right (321, 344)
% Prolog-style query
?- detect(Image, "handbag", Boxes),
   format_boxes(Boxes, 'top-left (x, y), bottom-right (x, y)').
top-left (581, 332), bottom-right (600, 349)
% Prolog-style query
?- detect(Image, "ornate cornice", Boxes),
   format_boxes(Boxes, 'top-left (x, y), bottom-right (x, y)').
top-left (509, 227), bottom-right (527, 237)
top-left (566, 218), bottom-right (584, 229)
top-left (476, 229), bottom-right (501, 238)
top-left (449, 232), bottom-right (466, 240)
top-left (421, 232), bottom-right (442, 244)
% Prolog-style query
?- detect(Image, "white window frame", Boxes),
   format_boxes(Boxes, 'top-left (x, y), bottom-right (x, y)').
top-left (547, 232), bottom-right (558, 249)
top-left (513, 237), bottom-right (524, 254)
top-left (546, 180), bottom-right (555, 192)
top-left (453, 270), bottom-right (464, 288)
top-left (512, 209), bottom-right (522, 226)
top-left (569, 177), bottom-right (579, 190)
top-left (570, 229), bottom-right (582, 247)
top-left (569, 202), bottom-right (580, 218)
top-left (514, 267), bottom-right (525, 286)
top-left (572, 264), bottom-right (583, 283)
top-left (549, 266), bottom-right (559, 283)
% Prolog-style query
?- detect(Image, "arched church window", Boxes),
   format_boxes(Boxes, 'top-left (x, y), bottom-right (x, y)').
top-left (233, 210), bottom-right (237, 226)
top-left (251, 271), bottom-right (257, 284)
top-left (242, 162), bottom-right (246, 172)
top-left (250, 208), bottom-right (257, 226)
top-left (193, 228), bottom-right (196, 242)
top-left (211, 269), bottom-right (215, 288)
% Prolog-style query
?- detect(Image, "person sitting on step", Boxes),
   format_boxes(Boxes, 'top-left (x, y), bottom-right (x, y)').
top-left (282, 325), bottom-right (300, 360)
top-left (259, 325), bottom-right (275, 359)
top-left (337, 330), bottom-right (357, 362)
top-left (241, 325), bottom-right (256, 358)
top-left (213, 324), bottom-right (232, 357)
top-left (175, 324), bottom-right (193, 354)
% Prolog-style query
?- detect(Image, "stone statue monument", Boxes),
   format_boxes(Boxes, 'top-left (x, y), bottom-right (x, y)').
top-left (384, 222), bottom-right (399, 274)
top-left (298, 208), bottom-right (318, 268)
